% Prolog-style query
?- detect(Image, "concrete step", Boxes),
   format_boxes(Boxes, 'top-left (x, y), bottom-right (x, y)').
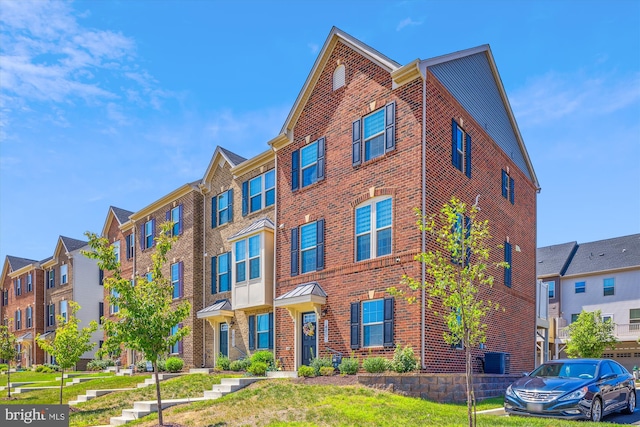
top-left (267, 371), bottom-right (298, 378)
top-left (109, 414), bottom-right (136, 426)
top-left (188, 368), bottom-right (213, 374)
top-left (116, 369), bottom-right (133, 376)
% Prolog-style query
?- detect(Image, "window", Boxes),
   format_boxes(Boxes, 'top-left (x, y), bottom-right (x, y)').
top-left (113, 241), bottom-right (120, 263)
top-left (352, 103), bottom-right (395, 166)
top-left (14, 278), bottom-right (21, 296)
top-left (571, 313), bottom-right (580, 323)
top-left (243, 170), bottom-right (275, 214)
top-left (451, 119), bottom-right (471, 177)
top-left (350, 297), bottom-right (394, 349)
top-left (110, 289), bottom-right (119, 314)
top-left (601, 314), bottom-right (613, 324)
top-left (504, 241), bottom-right (512, 287)
top-left (333, 64), bottom-right (345, 91)
top-left (234, 235), bottom-right (260, 283)
top-left (26, 306), bottom-right (32, 328)
top-left (99, 302), bottom-right (104, 324)
top-left (630, 309), bottom-right (640, 324)
top-left (355, 197), bottom-right (392, 261)
top-left (60, 264), bottom-right (68, 284)
top-left (575, 281), bottom-right (586, 294)
top-left (144, 220), bottom-right (154, 249)
top-left (212, 253), bottom-right (231, 293)
top-left (169, 205), bottom-right (183, 236)
top-left (15, 309), bottom-right (21, 330)
top-left (47, 304), bottom-right (55, 327)
top-left (27, 273), bottom-right (32, 292)
top-left (291, 220), bottom-right (325, 276)
top-left (248, 313), bottom-right (273, 350)
top-left (48, 270), bottom-right (55, 289)
top-left (60, 300), bottom-right (68, 322)
top-left (146, 272), bottom-right (153, 283)
top-left (171, 262), bottom-right (183, 299)
top-left (603, 278), bottom-right (614, 296)
top-left (291, 138), bottom-right (325, 190)
top-left (169, 324), bottom-right (182, 354)
top-left (2, 290), bottom-right (8, 306)
top-left (212, 189), bottom-right (233, 227)
top-left (502, 170), bottom-right (514, 204)
top-left (546, 281), bottom-right (556, 299)
top-left (125, 234), bottom-right (135, 259)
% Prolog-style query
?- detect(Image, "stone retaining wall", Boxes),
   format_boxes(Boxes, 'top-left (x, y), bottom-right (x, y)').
top-left (357, 373), bottom-right (521, 403)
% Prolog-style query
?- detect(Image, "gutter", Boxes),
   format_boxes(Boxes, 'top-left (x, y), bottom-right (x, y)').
top-left (421, 69), bottom-right (427, 369)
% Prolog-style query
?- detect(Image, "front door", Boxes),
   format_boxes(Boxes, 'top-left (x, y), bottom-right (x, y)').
top-left (219, 323), bottom-right (229, 357)
top-left (301, 312), bottom-right (316, 366)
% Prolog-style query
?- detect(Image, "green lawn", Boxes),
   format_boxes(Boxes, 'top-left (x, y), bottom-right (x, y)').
top-left (0, 371), bottom-right (113, 387)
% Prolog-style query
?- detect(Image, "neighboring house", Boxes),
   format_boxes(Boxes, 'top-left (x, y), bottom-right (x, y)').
top-left (0, 256), bottom-right (46, 367)
top-left (100, 206), bottom-right (135, 365)
top-left (197, 146), bottom-right (276, 368)
top-left (40, 236), bottom-right (102, 369)
top-left (270, 27), bottom-right (539, 373)
top-left (128, 181), bottom-right (204, 368)
top-left (538, 234), bottom-right (640, 371)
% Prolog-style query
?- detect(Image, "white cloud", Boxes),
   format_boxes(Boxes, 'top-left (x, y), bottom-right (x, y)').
top-left (308, 43), bottom-right (319, 54)
top-left (396, 17), bottom-right (422, 31)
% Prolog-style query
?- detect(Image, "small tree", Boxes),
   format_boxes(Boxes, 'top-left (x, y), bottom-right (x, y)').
top-left (36, 301), bottom-right (97, 404)
top-left (389, 197), bottom-right (506, 427)
top-left (0, 319), bottom-right (19, 398)
top-left (566, 310), bottom-right (617, 358)
top-left (84, 221), bottom-right (190, 427)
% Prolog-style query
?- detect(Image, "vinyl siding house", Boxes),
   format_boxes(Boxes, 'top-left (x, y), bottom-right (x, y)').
top-left (40, 236), bottom-right (102, 369)
top-left (197, 146), bottom-right (276, 368)
top-left (271, 27), bottom-right (539, 373)
top-left (538, 234), bottom-right (640, 372)
top-left (0, 256), bottom-right (46, 367)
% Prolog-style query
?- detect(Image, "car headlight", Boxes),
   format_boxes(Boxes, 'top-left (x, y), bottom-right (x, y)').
top-left (505, 385), bottom-right (516, 398)
top-left (558, 386), bottom-right (587, 401)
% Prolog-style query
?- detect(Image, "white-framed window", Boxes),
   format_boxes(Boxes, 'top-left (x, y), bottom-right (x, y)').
top-left (362, 299), bottom-right (384, 347)
top-left (601, 314), bottom-right (614, 324)
top-left (26, 306), bottom-right (32, 328)
top-left (301, 141), bottom-right (319, 188)
top-left (363, 109), bottom-right (385, 162)
top-left (48, 270), bottom-right (55, 289)
top-left (144, 220), bottom-right (154, 249)
top-left (110, 289), bottom-right (119, 314)
top-left (234, 240), bottom-right (246, 283)
top-left (170, 205), bottom-right (182, 236)
top-left (575, 281), bottom-right (586, 294)
top-left (218, 191), bottom-right (232, 225)
top-left (355, 197), bottom-right (392, 261)
top-left (603, 278), bottom-right (615, 296)
top-left (47, 304), bottom-right (55, 327)
top-left (27, 273), bottom-right (32, 292)
top-left (15, 309), bottom-right (21, 330)
top-left (60, 300), bottom-right (68, 322)
top-left (218, 253), bottom-right (230, 292)
top-left (15, 278), bottom-right (21, 296)
top-left (60, 264), bottom-right (68, 284)
top-left (249, 170), bottom-right (275, 212)
top-left (170, 324), bottom-right (180, 354)
top-left (234, 235), bottom-right (260, 283)
top-left (300, 222), bottom-right (318, 274)
top-left (126, 234), bottom-right (135, 259)
top-left (171, 262), bottom-right (183, 299)
top-left (113, 241), bottom-right (120, 263)
top-left (256, 313), bottom-right (270, 349)
top-left (546, 281), bottom-right (555, 299)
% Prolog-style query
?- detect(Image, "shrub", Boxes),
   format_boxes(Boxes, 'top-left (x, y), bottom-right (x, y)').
top-left (247, 361), bottom-right (267, 376)
top-left (229, 358), bottom-right (249, 372)
top-left (165, 356), bottom-right (184, 373)
top-left (319, 366), bottom-right (335, 376)
top-left (216, 354), bottom-right (230, 371)
top-left (390, 344), bottom-right (419, 373)
top-left (44, 363), bottom-right (60, 372)
top-left (362, 356), bottom-right (388, 373)
top-left (310, 356), bottom-right (333, 376)
top-left (136, 360), bottom-right (149, 372)
top-left (298, 365), bottom-right (315, 378)
top-left (87, 359), bottom-right (115, 371)
top-left (0, 363), bottom-right (8, 372)
top-left (338, 356), bottom-right (359, 375)
top-left (157, 358), bottom-right (167, 372)
top-left (250, 351), bottom-right (275, 369)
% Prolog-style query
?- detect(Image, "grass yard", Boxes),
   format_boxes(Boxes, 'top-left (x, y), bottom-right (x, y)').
top-left (0, 371), bottom-right (113, 387)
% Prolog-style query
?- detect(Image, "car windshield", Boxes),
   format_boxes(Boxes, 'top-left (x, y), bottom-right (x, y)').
top-left (530, 362), bottom-right (597, 379)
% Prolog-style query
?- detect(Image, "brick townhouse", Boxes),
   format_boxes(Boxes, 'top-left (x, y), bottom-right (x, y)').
top-left (127, 181), bottom-right (205, 368)
top-left (40, 236), bottom-right (102, 369)
top-left (197, 147), bottom-right (276, 368)
top-left (270, 27), bottom-right (539, 373)
top-left (0, 256), bottom-right (46, 367)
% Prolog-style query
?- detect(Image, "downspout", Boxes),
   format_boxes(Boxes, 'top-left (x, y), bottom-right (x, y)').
top-left (421, 68), bottom-right (427, 370)
top-left (271, 147), bottom-right (278, 367)
top-left (200, 185), bottom-right (207, 367)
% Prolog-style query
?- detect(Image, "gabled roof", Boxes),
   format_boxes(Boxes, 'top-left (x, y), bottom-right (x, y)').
top-left (219, 147), bottom-right (247, 166)
top-left (60, 236), bottom-right (88, 253)
top-left (129, 181), bottom-right (199, 221)
top-left (101, 206), bottom-right (134, 237)
top-left (275, 282), bottom-right (327, 301)
top-left (537, 242), bottom-right (577, 278)
top-left (6, 255), bottom-right (38, 271)
top-left (563, 234), bottom-right (640, 277)
top-left (228, 218), bottom-right (275, 241)
top-left (201, 146), bottom-right (247, 185)
top-left (197, 299), bottom-right (232, 316)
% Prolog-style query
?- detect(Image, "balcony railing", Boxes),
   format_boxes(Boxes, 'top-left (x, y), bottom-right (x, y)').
top-left (557, 323), bottom-right (640, 341)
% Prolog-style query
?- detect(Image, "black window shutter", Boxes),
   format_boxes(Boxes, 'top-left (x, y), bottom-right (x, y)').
top-left (211, 196), bottom-right (218, 228)
top-left (211, 256), bottom-right (217, 294)
top-left (268, 312), bottom-right (274, 350)
top-left (166, 210), bottom-right (170, 222)
top-left (504, 242), bottom-right (512, 287)
top-left (290, 228), bottom-right (299, 276)
top-left (383, 297), bottom-right (394, 347)
top-left (501, 170), bottom-right (508, 198)
top-left (125, 235), bottom-right (131, 260)
top-left (317, 137), bottom-right (326, 181)
top-left (316, 219), bottom-right (325, 271)
top-left (151, 219), bottom-right (156, 247)
top-left (451, 118), bottom-right (459, 169)
top-left (352, 119), bottom-right (362, 166)
top-left (509, 177), bottom-right (515, 205)
top-left (291, 150), bottom-right (300, 191)
top-left (465, 133), bottom-right (472, 178)
top-left (178, 261), bottom-right (184, 298)
top-left (178, 204), bottom-right (183, 235)
top-left (228, 189), bottom-right (234, 222)
top-left (178, 323), bottom-right (184, 354)
top-left (385, 102), bottom-right (396, 152)
top-left (140, 223), bottom-right (145, 250)
top-left (465, 216), bottom-right (471, 265)
top-left (241, 181), bottom-right (248, 216)
top-left (350, 302), bottom-right (360, 349)
top-left (248, 315), bottom-right (255, 350)
top-left (99, 269), bottom-right (104, 286)
top-left (99, 302), bottom-right (104, 323)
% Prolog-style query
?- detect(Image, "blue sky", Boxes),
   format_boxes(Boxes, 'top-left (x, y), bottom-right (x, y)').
top-left (1, 0), bottom-right (639, 265)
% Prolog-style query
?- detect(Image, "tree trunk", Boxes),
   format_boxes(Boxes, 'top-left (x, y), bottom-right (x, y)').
top-left (465, 342), bottom-right (476, 427)
top-left (6, 363), bottom-right (11, 398)
top-left (154, 361), bottom-right (163, 426)
top-left (59, 367), bottom-right (65, 405)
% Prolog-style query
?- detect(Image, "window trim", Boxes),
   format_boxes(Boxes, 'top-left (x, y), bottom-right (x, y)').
top-left (352, 103), bottom-right (395, 166)
top-left (362, 299), bottom-right (384, 348)
top-left (451, 118), bottom-right (471, 178)
top-left (234, 235), bottom-right (261, 284)
top-left (60, 300), bottom-right (68, 322)
top-left (629, 308), bottom-right (640, 324)
top-left (350, 297), bottom-right (394, 349)
top-left (15, 278), bottom-right (21, 296)
top-left (113, 241), bottom-right (121, 263)
top-left (15, 309), bottom-right (21, 330)
top-left (26, 306), bottom-right (32, 328)
top-left (256, 313), bottom-right (270, 350)
top-left (291, 219), bottom-right (325, 276)
top-left (126, 234), bottom-right (135, 259)
top-left (501, 169), bottom-right (515, 204)
top-left (292, 138), bottom-right (325, 191)
top-left (246, 170), bottom-right (275, 214)
top-left (603, 278), bottom-right (615, 296)
top-left (144, 219), bottom-right (155, 250)
top-left (218, 253), bottom-right (231, 292)
top-left (27, 273), bottom-right (32, 292)
top-left (575, 281), bottom-right (586, 294)
top-left (171, 262), bottom-right (183, 299)
top-left (355, 196), bottom-right (393, 262)
top-left (170, 205), bottom-right (183, 236)
top-left (546, 281), bottom-right (556, 299)
top-left (60, 264), bottom-right (68, 284)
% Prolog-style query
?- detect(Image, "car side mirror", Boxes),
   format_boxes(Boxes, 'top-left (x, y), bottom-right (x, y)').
top-left (600, 373), bottom-right (615, 380)
top-left (521, 371), bottom-right (529, 377)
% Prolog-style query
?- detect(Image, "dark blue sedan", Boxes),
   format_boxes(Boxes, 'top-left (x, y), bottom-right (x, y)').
top-left (504, 358), bottom-right (636, 422)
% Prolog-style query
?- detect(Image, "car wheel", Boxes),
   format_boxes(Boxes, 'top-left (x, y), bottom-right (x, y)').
top-left (590, 397), bottom-right (602, 422)
top-left (623, 390), bottom-right (636, 415)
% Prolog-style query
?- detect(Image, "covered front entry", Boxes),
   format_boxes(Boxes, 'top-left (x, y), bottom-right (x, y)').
top-left (196, 299), bottom-right (234, 366)
top-left (274, 281), bottom-right (327, 369)
top-left (301, 312), bottom-right (317, 366)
